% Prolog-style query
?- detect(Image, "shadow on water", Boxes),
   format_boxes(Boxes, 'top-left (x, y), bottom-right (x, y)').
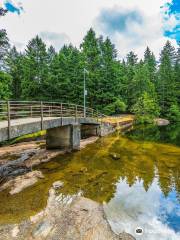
top-left (0, 124), bottom-right (179, 239)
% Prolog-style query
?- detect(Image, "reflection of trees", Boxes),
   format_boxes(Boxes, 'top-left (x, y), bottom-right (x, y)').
top-left (126, 124), bottom-right (180, 147)
top-left (163, 124), bottom-right (180, 145)
top-left (58, 134), bottom-right (180, 202)
top-left (58, 136), bottom-right (180, 202)
top-left (126, 124), bottom-right (161, 142)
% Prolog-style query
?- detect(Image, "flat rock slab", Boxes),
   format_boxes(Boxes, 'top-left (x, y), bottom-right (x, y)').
top-left (0, 171), bottom-right (44, 194)
top-left (0, 187), bottom-right (135, 240)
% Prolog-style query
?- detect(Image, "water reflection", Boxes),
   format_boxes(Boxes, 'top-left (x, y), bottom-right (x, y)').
top-left (0, 127), bottom-right (179, 240)
top-left (104, 179), bottom-right (180, 240)
top-left (126, 124), bottom-right (180, 147)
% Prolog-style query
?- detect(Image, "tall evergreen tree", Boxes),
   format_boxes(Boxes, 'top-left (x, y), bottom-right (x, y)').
top-left (157, 41), bottom-right (177, 115)
top-left (6, 46), bottom-right (24, 100)
top-left (144, 47), bottom-right (156, 82)
top-left (125, 51), bottom-right (138, 108)
top-left (21, 36), bottom-right (48, 100)
top-left (98, 37), bottom-right (120, 109)
top-left (131, 63), bottom-right (156, 104)
top-left (47, 45), bottom-right (83, 103)
top-left (80, 28), bottom-right (101, 108)
top-left (175, 44), bottom-right (180, 105)
top-left (47, 45), bottom-right (56, 64)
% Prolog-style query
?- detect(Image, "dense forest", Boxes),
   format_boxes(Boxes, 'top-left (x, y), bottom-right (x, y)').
top-left (0, 8), bottom-right (180, 123)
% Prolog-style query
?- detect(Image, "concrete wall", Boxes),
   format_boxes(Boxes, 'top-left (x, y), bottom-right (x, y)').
top-left (99, 123), bottom-right (115, 137)
top-left (46, 124), bottom-right (81, 150)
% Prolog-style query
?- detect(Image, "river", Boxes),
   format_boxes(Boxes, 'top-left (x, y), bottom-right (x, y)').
top-left (0, 124), bottom-right (179, 240)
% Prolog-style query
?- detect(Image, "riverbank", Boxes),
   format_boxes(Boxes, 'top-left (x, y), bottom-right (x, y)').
top-left (0, 136), bottom-right (99, 179)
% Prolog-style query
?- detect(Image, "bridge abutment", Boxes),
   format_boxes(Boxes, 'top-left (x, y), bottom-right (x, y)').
top-left (46, 124), bottom-right (81, 150)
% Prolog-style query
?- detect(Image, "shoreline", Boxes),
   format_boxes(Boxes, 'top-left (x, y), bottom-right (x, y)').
top-left (0, 136), bottom-right (99, 178)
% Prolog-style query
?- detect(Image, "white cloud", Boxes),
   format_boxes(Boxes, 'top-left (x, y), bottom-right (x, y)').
top-left (39, 32), bottom-right (70, 50)
top-left (94, 4), bottom-right (178, 59)
top-left (0, 0), bottom-right (178, 58)
top-left (104, 179), bottom-right (180, 240)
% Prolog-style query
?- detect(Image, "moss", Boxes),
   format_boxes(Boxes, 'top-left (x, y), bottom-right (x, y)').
top-left (10, 130), bottom-right (46, 144)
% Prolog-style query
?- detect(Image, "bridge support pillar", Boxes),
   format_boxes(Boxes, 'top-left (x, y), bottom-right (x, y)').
top-left (46, 124), bottom-right (81, 150)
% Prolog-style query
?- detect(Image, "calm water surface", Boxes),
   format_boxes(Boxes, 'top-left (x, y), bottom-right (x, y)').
top-left (0, 124), bottom-right (179, 240)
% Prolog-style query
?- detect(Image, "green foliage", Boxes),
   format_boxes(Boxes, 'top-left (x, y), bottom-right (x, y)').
top-left (21, 36), bottom-right (49, 100)
top-left (156, 41), bottom-right (177, 116)
top-left (167, 104), bottom-right (180, 122)
top-left (0, 27), bottom-right (179, 123)
top-left (104, 99), bottom-right (127, 115)
top-left (6, 46), bottom-right (24, 100)
top-left (0, 71), bottom-right (12, 99)
top-left (131, 92), bottom-right (160, 124)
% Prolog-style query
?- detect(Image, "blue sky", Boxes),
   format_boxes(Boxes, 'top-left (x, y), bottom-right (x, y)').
top-left (163, 0), bottom-right (180, 42)
top-left (1, 0), bottom-right (23, 15)
top-left (0, 0), bottom-right (179, 58)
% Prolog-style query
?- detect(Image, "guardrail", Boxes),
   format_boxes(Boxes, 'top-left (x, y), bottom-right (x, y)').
top-left (0, 101), bottom-right (106, 139)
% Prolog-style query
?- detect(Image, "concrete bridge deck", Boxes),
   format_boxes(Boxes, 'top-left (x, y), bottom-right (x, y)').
top-left (0, 101), bottom-right (115, 149)
top-left (0, 116), bottom-right (101, 142)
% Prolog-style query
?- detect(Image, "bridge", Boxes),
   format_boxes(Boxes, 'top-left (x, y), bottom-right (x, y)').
top-left (0, 101), bottom-right (114, 150)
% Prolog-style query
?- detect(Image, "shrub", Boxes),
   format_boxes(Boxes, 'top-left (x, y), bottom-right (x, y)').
top-left (167, 104), bottom-right (180, 122)
top-left (131, 92), bottom-right (160, 124)
top-left (104, 99), bottom-right (127, 115)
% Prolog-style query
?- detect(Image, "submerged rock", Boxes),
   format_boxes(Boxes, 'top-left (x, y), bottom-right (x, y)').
top-left (110, 153), bottom-right (121, 160)
top-left (0, 186), bottom-right (135, 240)
top-left (0, 171), bottom-right (44, 194)
top-left (52, 181), bottom-right (64, 190)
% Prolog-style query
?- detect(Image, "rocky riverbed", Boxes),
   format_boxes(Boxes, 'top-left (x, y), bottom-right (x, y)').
top-left (0, 136), bottom-right (136, 240)
top-left (0, 137), bottom-right (99, 180)
top-left (0, 183), bottom-right (135, 240)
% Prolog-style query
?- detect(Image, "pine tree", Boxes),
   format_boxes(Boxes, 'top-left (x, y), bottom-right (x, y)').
top-left (124, 51), bottom-right (138, 108)
top-left (6, 46), bottom-right (24, 100)
top-left (144, 47), bottom-right (156, 82)
top-left (157, 41), bottom-right (177, 116)
top-left (80, 28), bottom-right (101, 108)
top-left (126, 51), bottom-right (138, 66)
top-left (175, 44), bottom-right (180, 105)
top-left (47, 44), bottom-right (83, 103)
top-left (131, 63), bottom-right (157, 104)
top-left (98, 37), bottom-right (120, 109)
top-left (21, 36), bottom-right (48, 100)
top-left (47, 45), bottom-right (56, 64)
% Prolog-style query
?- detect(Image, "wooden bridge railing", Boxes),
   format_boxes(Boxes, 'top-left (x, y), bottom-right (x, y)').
top-left (0, 101), bottom-right (106, 139)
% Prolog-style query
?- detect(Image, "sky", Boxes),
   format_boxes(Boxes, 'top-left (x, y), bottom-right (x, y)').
top-left (0, 0), bottom-right (179, 59)
top-left (104, 179), bottom-right (180, 240)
